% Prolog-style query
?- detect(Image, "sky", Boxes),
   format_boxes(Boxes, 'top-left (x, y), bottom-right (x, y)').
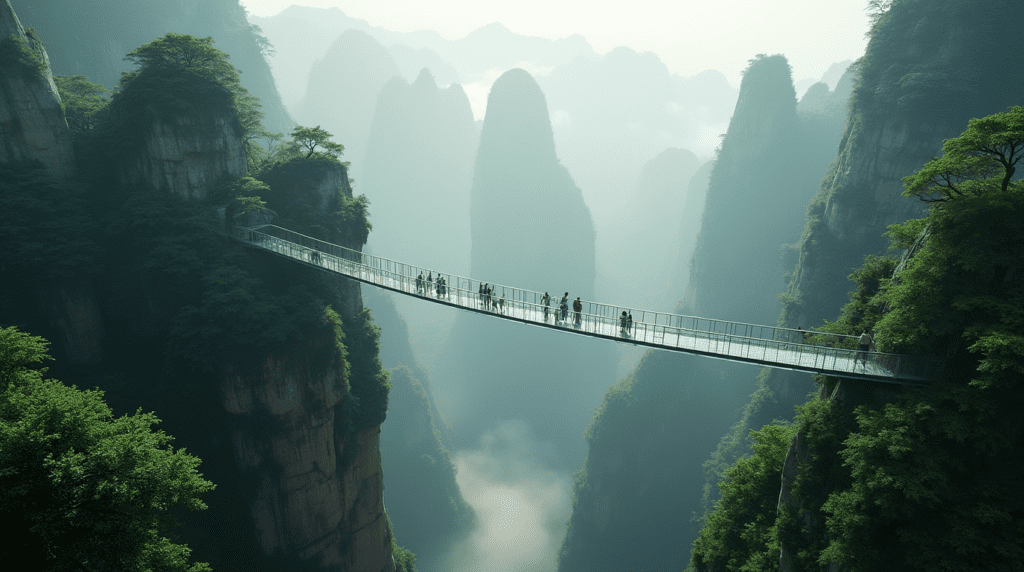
top-left (238, 0), bottom-right (872, 86)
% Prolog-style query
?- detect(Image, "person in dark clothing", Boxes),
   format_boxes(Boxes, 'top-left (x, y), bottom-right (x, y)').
top-left (573, 297), bottom-right (582, 328)
top-left (416, 272), bottom-right (424, 294)
top-left (559, 292), bottom-right (569, 323)
top-left (620, 311), bottom-right (629, 337)
top-left (627, 312), bottom-right (633, 335)
top-left (542, 292), bottom-right (551, 321)
top-left (856, 331), bottom-right (874, 365)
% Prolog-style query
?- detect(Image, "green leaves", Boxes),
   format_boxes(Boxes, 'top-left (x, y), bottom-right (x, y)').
top-left (0, 326), bottom-right (214, 571)
top-left (288, 125), bottom-right (346, 159)
top-left (54, 75), bottom-right (110, 133)
top-left (903, 106), bottom-right (1024, 202)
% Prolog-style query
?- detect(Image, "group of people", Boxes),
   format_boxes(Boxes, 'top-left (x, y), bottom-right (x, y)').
top-left (540, 292), bottom-right (584, 329)
top-left (478, 283), bottom-right (506, 313)
top-left (416, 271), bottom-right (448, 299)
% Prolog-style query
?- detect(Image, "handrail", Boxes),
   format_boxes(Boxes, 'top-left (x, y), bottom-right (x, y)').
top-left (233, 225), bottom-right (938, 384)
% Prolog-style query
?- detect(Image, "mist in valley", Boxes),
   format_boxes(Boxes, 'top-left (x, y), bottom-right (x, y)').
top-left (242, 3), bottom-right (876, 571)
top-left (18, 0), bottom-right (1019, 570)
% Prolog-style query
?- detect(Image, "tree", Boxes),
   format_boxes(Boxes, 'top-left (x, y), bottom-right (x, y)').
top-left (0, 326), bottom-right (215, 572)
top-left (288, 125), bottom-right (345, 159)
top-left (114, 33), bottom-right (268, 165)
top-left (54, 75), bottom-right (110, 133)
top-left (903, 105), bottom-right (1024, 202)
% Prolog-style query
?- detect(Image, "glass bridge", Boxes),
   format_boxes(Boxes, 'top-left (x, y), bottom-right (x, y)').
top-left (235, 225), bottom-right (937, 385)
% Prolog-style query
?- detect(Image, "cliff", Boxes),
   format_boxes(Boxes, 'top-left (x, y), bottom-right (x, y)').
top-left (440, 68), bottom-right (614, 465)
top-left (0, 0), bottom-right (74, 177)
top-left (14, 0), bottom-right (292, 133)
top-left (0, 1), bottom-right (103, 366)
top-left (558, 55), bottom-right (847, 572)
top-left (116, 111), bottom-right (247, 201)
top-left (0, 14), bottom-right (406, 570)
top-left (740, 0), bottom-right (1024, 467)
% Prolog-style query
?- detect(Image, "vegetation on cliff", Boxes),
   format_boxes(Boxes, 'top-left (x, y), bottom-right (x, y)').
top-left (0, 326), bottom-right (214, 572)
top-left (2, 27), bottom-right (400, 568)
top-left (689, 107), bottom-right (1024, 572)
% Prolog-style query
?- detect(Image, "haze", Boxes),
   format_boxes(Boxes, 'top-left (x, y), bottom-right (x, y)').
top-left (239, 0), bottom-right (870, 86)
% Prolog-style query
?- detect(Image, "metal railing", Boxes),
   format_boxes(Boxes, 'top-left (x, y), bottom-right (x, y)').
top-left (235, 225), bottom-right (938, 384)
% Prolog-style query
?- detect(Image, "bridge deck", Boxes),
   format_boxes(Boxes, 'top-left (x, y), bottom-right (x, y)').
top-left (236, 225), bottom-right (936, 385)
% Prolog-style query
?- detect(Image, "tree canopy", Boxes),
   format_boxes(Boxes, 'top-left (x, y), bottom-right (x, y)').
top-left (903, 105), bottom-right (1024, 202)
top-left (0, 326), bottom-right (215, 572)
top-left (287, 125), bottom-right (345, 159)
top-left (112, 33), bottom-right (266, 165)
top-left (54, 75), bottom-right (110, 133)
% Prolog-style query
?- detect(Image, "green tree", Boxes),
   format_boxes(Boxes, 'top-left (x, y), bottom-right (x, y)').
top-left (288, 125), bottom-right (345, 159)
top-left (903, 105), bottom-right (1024, 202)
top-left (112, 33), bottom-right (267, 165)
top-left (690, 423), bottom-right (796, 572)
top-left (0, 326), bottom-right (215, 571)
top-left (54, 75), bottom-right (110, 133)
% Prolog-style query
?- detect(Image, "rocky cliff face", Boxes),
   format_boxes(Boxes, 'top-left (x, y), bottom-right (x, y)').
top-left (15, 0), bottom-right (292, 133)
top-left (0, 0), bottom-right (74, 177)
top-left (559, 54), bottom-right (848, 572)
top-left (782, 0), bottom-right (1024, 332)
top-left (441, 68), bottom-right (613, 463)
top-left (219, 325), bottom-right (395, 572)
top-left (118, 112), bottom-right (246, 200)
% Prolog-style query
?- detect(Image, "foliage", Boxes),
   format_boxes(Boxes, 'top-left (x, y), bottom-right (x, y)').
top-left (255, 155), bottom-right (371, 246)
top-left (108, 34), bottom-right (265, 158)
top-left (341, 309), bottom-right (391, 432)
top-left (54, 75), bottom-right (110, 133)
top-left (286, 125), bottom-right (346, 160)
top-left (903, 106), bottom-right (1024, 202)
top-left (689, 423), bottom-right (796, 572)
top-left (815, 255), bottom-right (898, 344)
top-left (0, 161), bottom-right (100, 283)
top-left (0, 326), bottom-right (214, 572)
top-left (0, 30), bottom-right (47, 82)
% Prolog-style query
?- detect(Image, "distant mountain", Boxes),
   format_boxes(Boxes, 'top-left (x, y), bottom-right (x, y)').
top-left (538, 48), bottom-right (737, 225)
top-left (295, 30), bottom-right (402, 179)
top-left (559, 54), bottom-right (846, 572)
top-left (438, 68), bottom-right (612, 462)
top-left (252, 6), bottom-right (596, 110)
top-left (17, 0), bottom-right (292, 133)
top-left (599, 147), bottom-right (701, 311)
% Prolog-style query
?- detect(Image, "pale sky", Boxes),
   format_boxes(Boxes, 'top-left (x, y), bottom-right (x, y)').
top-left (239, 0), bottom-right (871, 86)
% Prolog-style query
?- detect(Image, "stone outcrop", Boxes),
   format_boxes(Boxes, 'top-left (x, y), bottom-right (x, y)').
top-left (0, 0), bottom-right (74, 177)
top-left (782, 0), bottom-right (1024, 333)
top-left (118, 112), bottom-right (246, 201)
top-left (219, 330), bottom-right (394, 572)
top-left (15, 0), bottom-right (293, 134)
top-left (442, 68), bottom-right (613, 462)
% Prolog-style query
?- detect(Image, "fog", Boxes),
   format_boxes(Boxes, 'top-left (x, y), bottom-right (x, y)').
top-left (240, 3), bottom-right (869, 571)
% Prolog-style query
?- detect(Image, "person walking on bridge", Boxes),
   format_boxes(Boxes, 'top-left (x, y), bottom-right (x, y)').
top-left (559, 293), bottom-right (569, 324)
top-left (620, 311), bottom-right (629, 337)
top-left (573, 297), bottom-right (582, 329)
top-left (627, 312), bottom-right (633, 336)
top-left (856, 331), bottom-right (874, 366)
top-left (542, 292), bottom-right (551, 322)
top-left (416, 272), bottom-right (424, 295)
